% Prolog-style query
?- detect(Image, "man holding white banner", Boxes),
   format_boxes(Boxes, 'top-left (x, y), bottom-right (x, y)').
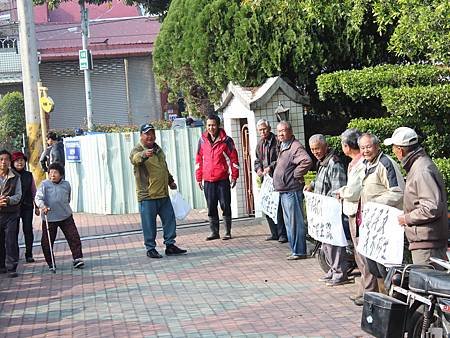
top-left (384, 127), bottom-right (448, 267)
top-left (359, 133), bottom-right (404, 282)
top-left (305, 134), bottom-right (349, 286)
top-left (254, 119), bottom-right (287, 243)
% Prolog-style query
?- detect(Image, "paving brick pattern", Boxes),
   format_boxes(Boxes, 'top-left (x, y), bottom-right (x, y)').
top-left (2, 213), bottom-right (369, 337)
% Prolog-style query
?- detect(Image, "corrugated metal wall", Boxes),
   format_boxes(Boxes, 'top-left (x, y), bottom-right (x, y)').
top-left (127, 56), bottom-right (162, 124)
top-left (39, 56), bottom-right (162, 129)
top-left (40, 59), bottom-right (129, 129)
top-left (64, 128), bottom-right (206, 214)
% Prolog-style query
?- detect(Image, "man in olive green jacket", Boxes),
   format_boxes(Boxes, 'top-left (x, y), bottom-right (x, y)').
top-left (130, 123), bottom-right (187, 259)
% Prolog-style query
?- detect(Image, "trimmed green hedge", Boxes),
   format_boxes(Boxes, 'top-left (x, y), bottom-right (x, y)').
top-left (381, 84), bottom-right (450, 158)
top-left (434, 158), bottom-right (450, 205)
top-left (317, 64), bottom-right (450, 101)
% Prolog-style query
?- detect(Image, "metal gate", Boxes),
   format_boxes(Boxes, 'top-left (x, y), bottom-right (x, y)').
top-left (240, 124), bottom-right (254, 215)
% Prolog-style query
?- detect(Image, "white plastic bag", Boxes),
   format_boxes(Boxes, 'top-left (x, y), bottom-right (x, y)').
top-left (170, 191), bottom-right (191, 220)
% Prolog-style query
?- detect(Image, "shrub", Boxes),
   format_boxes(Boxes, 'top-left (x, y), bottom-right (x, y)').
top-left (317, 64), bottom-right (450, 101)
top-left (434, 158), bottom-right (450, 206)
top-left (55, 120), bottom-right (174, 137)
top-left (381, 84), bottom-right (450, 158)
top-left (0, 92), bottom-right (26, 151)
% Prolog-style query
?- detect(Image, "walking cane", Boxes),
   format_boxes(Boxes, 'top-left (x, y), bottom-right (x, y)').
top-left (44, 213), bottom-right (56, 273)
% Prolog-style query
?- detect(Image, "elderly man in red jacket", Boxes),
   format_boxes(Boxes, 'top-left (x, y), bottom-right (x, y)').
top-left (196, 114), bottom-right (239, 241)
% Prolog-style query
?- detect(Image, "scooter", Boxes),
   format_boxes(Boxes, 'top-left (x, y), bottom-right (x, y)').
top-left (361, 257), bottom-right (450, 337)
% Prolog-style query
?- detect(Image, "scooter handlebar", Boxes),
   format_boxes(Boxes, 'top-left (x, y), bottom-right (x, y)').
top-left (430, 257), bottom-right (450, 271)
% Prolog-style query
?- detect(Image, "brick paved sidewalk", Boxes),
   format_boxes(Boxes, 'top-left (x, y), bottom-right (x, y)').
top-left (2, 215), bottom-right (368, 337)
top-left (18, 209), bottom-right (211, 246)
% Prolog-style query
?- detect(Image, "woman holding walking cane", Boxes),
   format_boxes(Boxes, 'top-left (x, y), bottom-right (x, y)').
top-left (35, 163), bottom-right (84, 271)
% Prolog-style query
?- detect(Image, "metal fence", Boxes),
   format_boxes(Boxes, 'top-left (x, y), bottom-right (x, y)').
top-left (64, 128), bottom-right (206, 214)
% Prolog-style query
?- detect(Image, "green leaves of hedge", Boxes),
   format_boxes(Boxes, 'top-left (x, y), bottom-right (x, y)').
top-left (0, 92), bottom-right (26, 151)
top-left (317, 64), bottom-right (450, 101)
top-left (434, 158), bottom-right (450, 202)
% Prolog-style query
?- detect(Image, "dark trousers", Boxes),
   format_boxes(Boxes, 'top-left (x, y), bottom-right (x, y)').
top-left (0, 213), bottom-right (19, 271)
top-left (265, 201), bottom-right (287, 239)
top-left (41, 215), bottom-right (83, 267)
top-left (204, 179), bottom-right (231, 221)
top-left (366, 258), bottom-right (387, 279)
top-left (16, 208), bottom-right (34, 258)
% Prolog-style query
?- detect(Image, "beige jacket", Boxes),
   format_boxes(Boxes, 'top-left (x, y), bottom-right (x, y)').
top-left (360, 151), bottom-right (404, 210)
top-left (339, 156), bottom-right (365, 217)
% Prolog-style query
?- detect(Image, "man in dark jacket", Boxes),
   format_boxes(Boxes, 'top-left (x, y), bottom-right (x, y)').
top-left (384, 127), bottom-right (448, 266)
top-left (195, 114), bottom-right (239, 241)
top-left (0, 150), bottom-right (22, 277)
top-left (40, 131), bottom-right (65, 172)
top-left (273, 121), bottom-right (312, 260)
top-left (254, 119), bottom-right (287, 242)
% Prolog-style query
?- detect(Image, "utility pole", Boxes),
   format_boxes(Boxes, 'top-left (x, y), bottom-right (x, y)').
top-left (80, 1), bottom-right (94, 131)
top-left (16, 0), bottom-right (45, 183)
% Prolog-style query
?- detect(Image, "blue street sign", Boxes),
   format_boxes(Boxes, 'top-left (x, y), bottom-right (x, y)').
top-left (65, 140), bottom-right (81, 162)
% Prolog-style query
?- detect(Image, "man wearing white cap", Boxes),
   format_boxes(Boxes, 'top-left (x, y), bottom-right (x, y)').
top-left (384, 127), bottom-right (448, 266)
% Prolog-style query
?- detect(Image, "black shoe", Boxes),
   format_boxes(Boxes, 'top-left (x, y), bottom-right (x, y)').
top-left (26, 256), bottom-right (35, 263)
top-left (265, 236), bottom-right (278, 241)
top-left (278, 237), bottom-right (288, 243)
top-left (222, 234), bottom-right (232, 240)
top-left (73, 259), bottom-right (85, 269)
top-left (206, 234), bottom-right (220, 241)
top-left (165, 245), bottom-right (187, 256)
top-left (8, 271), bottom-right (18, 278)
top-left (147, 249), bottom-right (163, 259)
top-left (0, 266), bottom-right (6, 274)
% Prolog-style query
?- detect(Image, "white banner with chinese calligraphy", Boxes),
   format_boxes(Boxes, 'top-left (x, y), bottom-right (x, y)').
top-left (258, 175), bottom-right (280, 224)
top-left (304, 191), bottom-right (347, 247)
top-left (357, 202), bottom-right (404, 265)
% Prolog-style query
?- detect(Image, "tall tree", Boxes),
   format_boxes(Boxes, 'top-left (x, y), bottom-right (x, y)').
top-left (153, 0), bottom-right (397, 115)
top-left (373, 0), bottom-right (450, 63)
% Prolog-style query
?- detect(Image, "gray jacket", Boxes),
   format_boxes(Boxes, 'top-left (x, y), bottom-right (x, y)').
top-left (35, 179), bottom-right (72, 222)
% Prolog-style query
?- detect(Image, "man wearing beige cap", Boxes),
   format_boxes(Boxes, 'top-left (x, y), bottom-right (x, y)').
top-left (384, 127), bottom-right (448, 266)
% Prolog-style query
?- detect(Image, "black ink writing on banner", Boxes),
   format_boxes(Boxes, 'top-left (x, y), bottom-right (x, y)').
top-left (361, 206), bottom-right (392, 259)
top-left (307, 195), bottom-right (322, 217)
